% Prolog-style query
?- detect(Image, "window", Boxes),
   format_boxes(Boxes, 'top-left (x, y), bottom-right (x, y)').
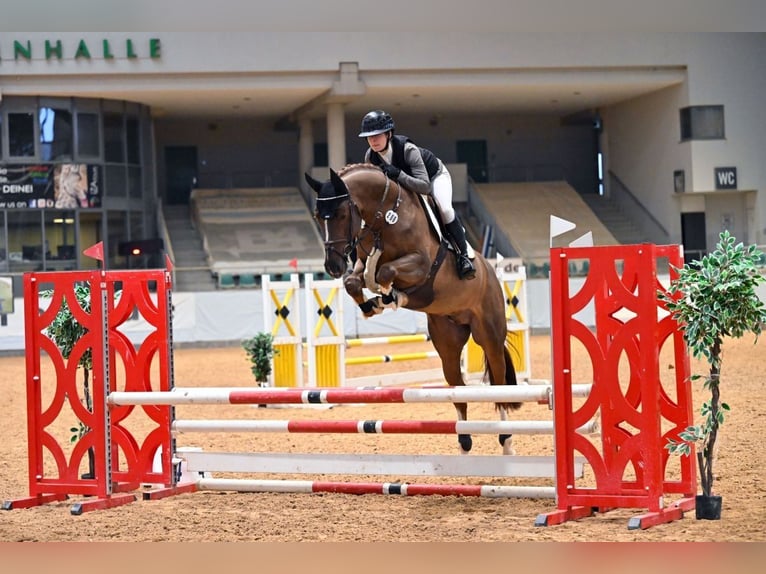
top-left (128, 166), bottom-right (142, 199)
top-left (6, 210), bottom-right (43, 272)
top-left (8, 112), bottom-right (35, 157)
top-left (106, 210), bottom-right (128, 269)
top-left (76, 112), bottom-right (101, 157)
top-left (680, 105), bottom-right (725, 141)
top-left (45, 210), bottom-right (77, 270)
top-left (105, 165), bottom-right (127, 198)
top-left (126, 117), bottom-right (140, 164)
top-left (39, 106), bottom-right (73, 161)
top-left (103, 112), bottom-right (125, 162)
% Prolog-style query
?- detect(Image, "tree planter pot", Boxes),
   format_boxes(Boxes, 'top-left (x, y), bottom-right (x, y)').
top-left (695, 494), bottom-right (722, 520)
top-left (257, 381), bottom-right (268, 408)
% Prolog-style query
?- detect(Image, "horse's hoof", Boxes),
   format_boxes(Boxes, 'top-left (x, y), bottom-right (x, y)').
top-left (360, 297), bottom-right (385, 318)
top-left (381, 291), bottom-right (398, 309)
top-left (458, 434), bottom-right (473, 453)
top-left (499, 434), bottom-right (515, 455)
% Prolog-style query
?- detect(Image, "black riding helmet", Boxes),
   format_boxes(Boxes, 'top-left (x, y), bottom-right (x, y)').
top-left (358, 110), bottom-right (395, 137)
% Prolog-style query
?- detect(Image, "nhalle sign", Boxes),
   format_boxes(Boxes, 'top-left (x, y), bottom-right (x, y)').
top-left (714, 167), bottom-right (737, 190)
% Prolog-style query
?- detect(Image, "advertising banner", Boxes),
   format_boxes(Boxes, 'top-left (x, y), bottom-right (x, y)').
top-left (0, 164), bottom-right (101, 209)
top-left (0, 276), bottom-right (13, 314)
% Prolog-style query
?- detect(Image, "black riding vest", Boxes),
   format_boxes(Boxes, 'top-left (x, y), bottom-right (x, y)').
top-left (368, 135), bottom-right (440, 180)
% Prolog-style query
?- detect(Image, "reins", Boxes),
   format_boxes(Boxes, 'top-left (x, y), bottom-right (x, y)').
top-left (350, 168), bottom-right (445, 299)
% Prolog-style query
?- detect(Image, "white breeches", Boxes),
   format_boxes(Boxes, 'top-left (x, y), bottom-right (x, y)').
top-left (432, 169), bottom-right (455, 224)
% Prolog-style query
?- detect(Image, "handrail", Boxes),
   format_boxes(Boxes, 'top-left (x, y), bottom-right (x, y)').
top-left (608, 171), bottom-right (670, 243)
top-left (465, 177), bottom-right (521, 261)
top-left (156, 203), bottom-right (176, 286)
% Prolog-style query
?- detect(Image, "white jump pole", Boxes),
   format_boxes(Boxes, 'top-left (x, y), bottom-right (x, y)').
top-left (181, 451), bottom-right (587, 480)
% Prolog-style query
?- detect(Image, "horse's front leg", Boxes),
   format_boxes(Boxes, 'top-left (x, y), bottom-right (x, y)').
top-left (454, 402), bottom-right (472, 454)
top-left (344, 259), bottom-right (384, 318)
top-left (375, 253), bottom-right (429, 309)
top-left (427, 314), bottom-right (473, 454)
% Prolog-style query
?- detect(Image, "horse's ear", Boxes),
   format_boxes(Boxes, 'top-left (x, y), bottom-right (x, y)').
top-left (329, 169), bottom-right (346, 194)
top-left (304, 172), bottom-right (323, 194)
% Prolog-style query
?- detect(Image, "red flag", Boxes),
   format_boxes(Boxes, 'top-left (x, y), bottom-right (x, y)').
top-left (82, 242), bottom-right (104, 262)
top-left (289, 258), bottom-right (298, 270)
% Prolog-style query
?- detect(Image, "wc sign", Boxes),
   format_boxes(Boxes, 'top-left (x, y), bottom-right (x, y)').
top-left (714, 166), bottom-right (737, 190)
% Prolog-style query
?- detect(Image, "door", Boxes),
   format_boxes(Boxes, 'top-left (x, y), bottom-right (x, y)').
top-left (681, 212), bottom-right (707, 263)
top-left (164, 146), bottom-right (198, 205)
top-left (456, 140), bottom-right (488, 183)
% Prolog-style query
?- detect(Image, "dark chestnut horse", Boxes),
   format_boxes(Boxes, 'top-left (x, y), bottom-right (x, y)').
top-left (305, 163), bottom-right (521, 454)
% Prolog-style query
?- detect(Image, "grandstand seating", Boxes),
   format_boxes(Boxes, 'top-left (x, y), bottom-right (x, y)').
top-left (472, 181), bottom-right (619, 276)
top-left (190, 187), bottom-right (325, 286)
top-left (190, 182), bottom-right (631, 286)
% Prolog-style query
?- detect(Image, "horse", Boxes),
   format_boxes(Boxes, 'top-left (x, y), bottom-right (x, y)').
top-left (305, 163), bottom-right (521, 454)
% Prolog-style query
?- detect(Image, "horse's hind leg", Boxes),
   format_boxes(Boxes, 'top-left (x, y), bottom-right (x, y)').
top-left (498, 404), bottom-right (516, 455)
top-left (470, 317), bottom-right (520, 456)
top-left (427, 315), bottom-right (472, 453)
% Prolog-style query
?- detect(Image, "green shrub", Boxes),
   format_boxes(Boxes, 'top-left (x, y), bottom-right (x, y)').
top-left (242, 332), bottom-right (279, 384)
top-left (660, 231), bottom-right (766, 496)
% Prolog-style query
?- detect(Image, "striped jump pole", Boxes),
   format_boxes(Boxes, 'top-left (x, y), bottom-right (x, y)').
top-left (133, 381), bottom-right (594, 502)
top-left (171, 418), bottom-right (599, 435)
top-left (195, 478), bottom-right (556, 499)
top-left (345, 350), bottom-right (439, 366)
top-left (109, 383), bottom-right (593, 406)
top-left (345, 333), bottom-right (431, 346)
top-left (342, 333), bottom-right (438, 368)
top-left (134, 381), bottom-right (595, 500)
top-left (151, 403), bottom-right (596, 496)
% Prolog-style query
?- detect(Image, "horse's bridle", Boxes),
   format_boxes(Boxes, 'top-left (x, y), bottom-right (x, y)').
top-left (368, 173), bottom-right (404, 231)
top-left (315, 190), bottom-right (357, 262)
top-left (315, 170), bottom-right (403, 262)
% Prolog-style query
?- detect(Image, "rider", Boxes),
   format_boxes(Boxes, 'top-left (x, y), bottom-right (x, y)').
top-left (358, 110), bottom-right (476, 280)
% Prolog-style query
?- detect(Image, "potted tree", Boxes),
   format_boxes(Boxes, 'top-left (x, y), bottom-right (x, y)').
top-left (661, 231), bottom-right (766, 519)
top-left (242, 331), bottom-right (279, 387)
top-left (43, 283), bottom-right (96, 479)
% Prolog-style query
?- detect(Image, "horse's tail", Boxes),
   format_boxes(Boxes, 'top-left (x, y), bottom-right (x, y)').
top-left (485, 342), bottom-right (522, 411)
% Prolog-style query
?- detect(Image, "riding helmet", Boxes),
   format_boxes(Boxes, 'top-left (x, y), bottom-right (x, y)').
top-left (358, 110), bottom-right (395, 137)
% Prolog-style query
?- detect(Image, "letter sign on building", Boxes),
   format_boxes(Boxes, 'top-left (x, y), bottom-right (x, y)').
top-left (714, 166), bottom-right (737, 190)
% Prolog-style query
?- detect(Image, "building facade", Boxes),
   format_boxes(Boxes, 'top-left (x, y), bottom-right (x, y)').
top-left (1, 32), bottom-right (764, 285)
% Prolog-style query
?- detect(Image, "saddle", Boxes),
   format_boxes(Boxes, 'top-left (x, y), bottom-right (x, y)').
top-left (418, 195), bottom-right (475, 258)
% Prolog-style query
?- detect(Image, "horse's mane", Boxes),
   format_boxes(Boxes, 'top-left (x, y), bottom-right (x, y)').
top-left (337, 163), bottom-right (380, 177)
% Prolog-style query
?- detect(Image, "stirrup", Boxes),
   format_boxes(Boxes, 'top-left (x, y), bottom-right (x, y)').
top-left (457, 255), bottom-right (476, 280)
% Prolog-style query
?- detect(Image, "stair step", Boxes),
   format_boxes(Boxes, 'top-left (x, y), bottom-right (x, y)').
top-left (173, 238), bottom-right (204, 248)
top-left (174, 258), bottom-right (208, 267)
top-left (162, 203), bottom-right (212, 291)
top-left (580, 195), bottom-right (652, 244)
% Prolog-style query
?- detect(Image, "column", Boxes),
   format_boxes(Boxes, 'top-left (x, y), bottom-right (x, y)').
top-left (326, 102), bottom-right (346, 171)
top-left (298, 117), bottom-right (315, 200)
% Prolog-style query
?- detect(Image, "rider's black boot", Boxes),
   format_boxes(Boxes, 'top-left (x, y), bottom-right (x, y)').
top-left (445, 218), bottom-right (476, 280)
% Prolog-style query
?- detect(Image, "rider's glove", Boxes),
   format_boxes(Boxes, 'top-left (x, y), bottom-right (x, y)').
top-left (382, 164), bottom-right (401, 180)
